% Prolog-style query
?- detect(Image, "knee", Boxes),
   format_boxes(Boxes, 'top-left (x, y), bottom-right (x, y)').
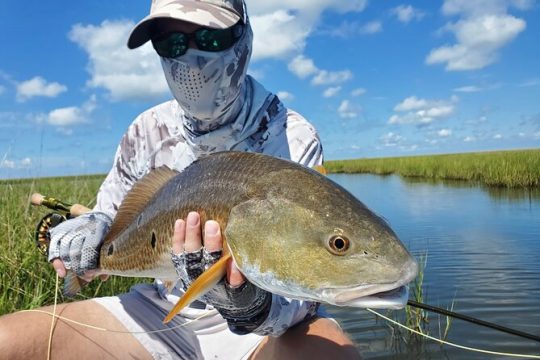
top-left (0, 313), bottom-right (23, 355)
top-left (305, 317), bottom-right (355, 345)
top-left (0, 311), bottom-right (45, 358)
top-left (254, 317), bottom-right (362, 360)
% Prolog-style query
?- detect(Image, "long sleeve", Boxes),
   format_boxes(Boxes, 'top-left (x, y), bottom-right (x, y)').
top-left (93, 117), bottom-right (150, 218)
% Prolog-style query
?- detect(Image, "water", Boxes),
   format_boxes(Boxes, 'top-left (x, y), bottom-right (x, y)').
top-left (326, 174), bottom-right (540, 359)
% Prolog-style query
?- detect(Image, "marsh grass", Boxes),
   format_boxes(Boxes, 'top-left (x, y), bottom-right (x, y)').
top-left (325, 149), bottom-right (540, 188)
top-left (405, 255), bottom-right (429, 334)
top-left (0, 175), bottom-right (144, 315)
top-left (386, 254), bottom-right (454, 354)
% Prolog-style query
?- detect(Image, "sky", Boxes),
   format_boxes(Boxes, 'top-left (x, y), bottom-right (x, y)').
top-left (1, 0), bottom-right (539, 179)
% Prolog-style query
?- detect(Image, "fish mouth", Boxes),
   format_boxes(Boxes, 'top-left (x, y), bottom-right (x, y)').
top-left (331, 285), bottom-right (410, 309)
top-left (324, 258), bottom-right (418, 309)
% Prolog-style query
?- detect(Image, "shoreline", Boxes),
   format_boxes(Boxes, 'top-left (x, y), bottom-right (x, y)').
top-left (325, 149), bottom-right (540, 188)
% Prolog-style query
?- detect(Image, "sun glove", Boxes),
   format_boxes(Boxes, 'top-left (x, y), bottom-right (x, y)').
top-left (48, 211), bottom-right (113, 277)
top-left (171, 248), bottom-right (272, 334)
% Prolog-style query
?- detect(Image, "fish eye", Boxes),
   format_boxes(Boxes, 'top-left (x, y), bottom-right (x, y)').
top-left (328, 235), bottom-right (350, 255)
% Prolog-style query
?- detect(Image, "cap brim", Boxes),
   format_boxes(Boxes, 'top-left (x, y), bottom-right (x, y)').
top-left (127, 1), bottom-right (241, 49)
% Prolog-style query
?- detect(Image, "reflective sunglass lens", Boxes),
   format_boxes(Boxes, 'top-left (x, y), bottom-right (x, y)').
top-left (195, 24), bottom-right (243, 52)
top-left (153, 33), bottom-right (188, 58)
top-left (152, 23), bottom-right (244, 58)
top-left (195, 29), bottom-right (225, 51)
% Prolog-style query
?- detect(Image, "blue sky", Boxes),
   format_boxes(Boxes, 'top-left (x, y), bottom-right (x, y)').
top-left (1, 0), bottom-right (539, 179)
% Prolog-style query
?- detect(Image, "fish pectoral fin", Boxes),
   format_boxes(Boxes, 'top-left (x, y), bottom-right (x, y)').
top-left (63, 271), bottom-right (89, 298)
top-left (163, 253), bottom-right (231, 324)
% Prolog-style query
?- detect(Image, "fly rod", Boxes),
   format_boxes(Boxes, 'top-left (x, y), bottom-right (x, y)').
top-left (30, 193), bottom-right (540, 343)
top-left (408, 300), bottom-right (540, 342)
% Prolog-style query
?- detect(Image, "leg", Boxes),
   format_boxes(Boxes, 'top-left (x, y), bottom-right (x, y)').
top-left (0, 300), bottom-right (152, 360)
top-left (251, 317), bottom-right (361, 360)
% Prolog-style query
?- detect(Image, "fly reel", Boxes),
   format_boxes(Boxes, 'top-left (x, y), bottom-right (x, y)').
top-left (34, 213), bottom-right (67, 256)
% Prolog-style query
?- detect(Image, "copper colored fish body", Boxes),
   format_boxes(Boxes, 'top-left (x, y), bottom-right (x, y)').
top-left (91, 152), bottom-right (417, 319)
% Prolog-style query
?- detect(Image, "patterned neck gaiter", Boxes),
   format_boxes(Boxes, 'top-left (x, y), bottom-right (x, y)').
top-left (160, 18), bottom-right (253, 133)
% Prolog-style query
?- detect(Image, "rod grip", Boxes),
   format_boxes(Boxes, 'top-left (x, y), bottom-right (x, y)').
top-left (30, 193), bottom-right (45, 206)
top-left (69, 204), bottom-right (91, 217)
top-left (30, 193), bottom-right (91, 217)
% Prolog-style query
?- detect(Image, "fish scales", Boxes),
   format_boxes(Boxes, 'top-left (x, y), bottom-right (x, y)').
top-left (93, 151), bottom-right (417, 309)
top-left (98, 152), bottom-right (298, 277)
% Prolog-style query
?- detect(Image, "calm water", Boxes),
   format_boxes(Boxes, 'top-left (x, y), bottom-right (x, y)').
top-left (326, 174), bottom-right (540, 359)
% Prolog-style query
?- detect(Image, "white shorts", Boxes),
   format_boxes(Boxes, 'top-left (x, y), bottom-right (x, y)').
top-left (93, 283), bottom-right (264, 360)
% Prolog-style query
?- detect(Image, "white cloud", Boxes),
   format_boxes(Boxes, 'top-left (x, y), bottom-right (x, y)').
top-left (438, 129), bottom-right (453, 137)
top-left (426, 1), bottom-right (529, 71)
top-left (351, 88), bottom-right (367, 96)
top-left (390, 96), bottom-right (457, 125)
top-left (359, 21), bottom-right (382, 34)
top-left (69, 20), bottom-right (168, 101)
top-left (518, 78), bottom-right (540, 87)
top-left (323, 86), bottom-right (342, 98)
top-left (48, 107), bottom-right (85, 126)
top-left (0, 154), bottom-right (32, 170)
top-left (44, 96), bottom-right (97, 127)
top-left (249, 1), bottom-right (368, 60)
top-left (1, 159), bottom-right (15, 169)
top-left (248, 1), bottom-right (368, 15)
top-left (441, 0), bottom-right (533, 16)
top-left (394, 96), bottom-right (428, 112)
top-left (251, 11), bottom-right (308, 60)
top-left (312, 70), bottom-right (353, 85)
top-left (288, 55), bottom-right (319, 79)
top-left (277, 91), bottom-right (294, 101)
top-left (380, 132), bottom-right (405, 147)
top-left (493, 134), bottom-right (503, 139)
top-left (455, 84), bottom-right (501, 92)
top-left (323, 20), bottom-right (384, 38)
top-left (21, 158), bottom-right (32, 167)
top-left (392, 5), bottom-right (425, 23)
top-left (338, 100), bottom-right (360, 119)
top-left (16, 76), bottom-right (67, 102)
top-left (464, 136), bottom-right (476, 142)
top-left (416, 106), bottom-right (454, 119)
top-left (454, 85), bottom-right (482, 93)
top-left (288, 55), bottom-right (353, 86)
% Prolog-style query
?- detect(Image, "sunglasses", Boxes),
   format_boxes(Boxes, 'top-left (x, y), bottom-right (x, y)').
top-left (151, 22), bottom-right (244, 59)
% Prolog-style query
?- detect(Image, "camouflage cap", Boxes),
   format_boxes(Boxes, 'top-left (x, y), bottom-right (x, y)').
top-left (128, 0), bottom-right (245, 49)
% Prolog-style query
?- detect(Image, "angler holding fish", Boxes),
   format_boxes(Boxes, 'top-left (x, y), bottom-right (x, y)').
top-left (0, 0), bottom-right (417, 359)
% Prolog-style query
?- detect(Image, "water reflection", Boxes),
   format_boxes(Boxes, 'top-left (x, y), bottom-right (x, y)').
top-left (399, 175), bottom-right (540, 202)
top-left (328, 174), bottom-right (540, 359)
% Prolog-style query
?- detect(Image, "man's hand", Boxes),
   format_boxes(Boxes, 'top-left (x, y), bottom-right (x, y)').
top-left (48, 212), bottom-right (112, 282)
top-left (171, 211), bottom-right (273, 334)
top-left (172, 211), bottom-right (245, 287)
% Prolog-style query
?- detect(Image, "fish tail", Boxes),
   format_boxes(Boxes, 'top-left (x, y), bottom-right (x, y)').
top-left (63, 271), bottom-right (89, 297)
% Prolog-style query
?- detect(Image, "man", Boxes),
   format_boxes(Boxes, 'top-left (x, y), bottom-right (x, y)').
top-left (0, 0), bottom-right (360, 358)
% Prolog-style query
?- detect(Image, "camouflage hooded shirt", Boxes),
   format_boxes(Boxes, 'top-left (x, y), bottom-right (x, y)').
top-left (93, 76), bottom-right (323, 336)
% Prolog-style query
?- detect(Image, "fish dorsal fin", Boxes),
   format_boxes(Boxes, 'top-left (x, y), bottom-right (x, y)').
top-left (104, 166), bottom-right (178, 242)
top-left (313, 165), bottom-right (327, 176)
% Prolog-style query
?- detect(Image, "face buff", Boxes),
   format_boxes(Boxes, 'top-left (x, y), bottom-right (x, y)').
top-left (160, 20), bottom-right (253, 133)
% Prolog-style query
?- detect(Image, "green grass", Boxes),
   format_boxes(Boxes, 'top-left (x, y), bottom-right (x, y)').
top-left (4, 148), bottom-right (531, 313)
top-left (386, 254), bottom-right (454, 354)
top-left (325, 149), bottom-right (540, 188)
top-left (0, 175), bottom-right (144, 315)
